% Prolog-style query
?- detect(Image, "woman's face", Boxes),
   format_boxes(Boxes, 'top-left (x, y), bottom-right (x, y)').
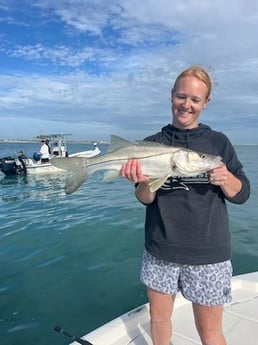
top-left (171, 75), bottom-right (210, 129)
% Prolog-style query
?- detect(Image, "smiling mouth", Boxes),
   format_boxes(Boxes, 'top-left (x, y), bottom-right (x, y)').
top-left (179, 110), bottom-right (191, 116)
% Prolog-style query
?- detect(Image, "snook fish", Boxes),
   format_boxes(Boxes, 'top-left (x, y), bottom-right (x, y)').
top-left (52, 135), bottom-right (222, 194)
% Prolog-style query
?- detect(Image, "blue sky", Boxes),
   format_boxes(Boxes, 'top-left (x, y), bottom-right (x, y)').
top-left (0, 0), bottom-right (258, 144)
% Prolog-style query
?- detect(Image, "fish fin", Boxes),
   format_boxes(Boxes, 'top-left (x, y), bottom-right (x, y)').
top-left (149, 176), bottom-right (169, 192)
top-left (102, 170), bottom-right (120, 181)
top-left (108, 135), bottom-right (134, 152)
top-left (110, 135), bottom-right (132, 146)
top-left (108, 135), bottom-right (169, 152)
top-left (51, 157), bottom-right (88, 172)
top-left (51, 157), bottom-right (89, 194)
top-left (65, 170), bottom-right (88, 195)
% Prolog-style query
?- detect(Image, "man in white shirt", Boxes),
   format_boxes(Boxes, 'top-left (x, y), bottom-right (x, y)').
top-left (39, 140), bottom-right (50, 163)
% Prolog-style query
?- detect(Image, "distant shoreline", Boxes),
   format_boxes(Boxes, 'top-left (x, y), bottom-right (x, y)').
top-left (0, 140), bottom-right (109, 144)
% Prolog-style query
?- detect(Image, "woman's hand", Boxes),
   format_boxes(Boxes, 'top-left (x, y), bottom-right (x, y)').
top-left (209, 163), bottom-right (242, 198)
top-left (120, 159), bottom-right (149, 183)
top-left (120, 159), bottom-right (156, 204)
top-left (209, 163), bottom-right (229, 186)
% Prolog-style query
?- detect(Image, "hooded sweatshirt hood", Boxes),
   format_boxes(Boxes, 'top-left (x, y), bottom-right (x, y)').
top-left (161, 123), bottom-right (211, 147)
top-left (145, 123), bottom-right (219, 155)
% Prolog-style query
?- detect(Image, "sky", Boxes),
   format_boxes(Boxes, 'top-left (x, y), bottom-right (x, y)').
top-left (0, 0), bottom-right (258, 144)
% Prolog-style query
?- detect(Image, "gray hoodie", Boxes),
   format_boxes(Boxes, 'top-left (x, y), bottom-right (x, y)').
top-left (142, 123), bottom-right (250, 265)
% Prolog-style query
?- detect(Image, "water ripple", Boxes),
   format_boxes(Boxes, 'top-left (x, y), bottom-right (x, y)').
top-left (15, 249), bottom-right (44, 262)
top-left (35, 255), bottom-right (66, 268)
top-left (7, 322), bottom-right (39, 333)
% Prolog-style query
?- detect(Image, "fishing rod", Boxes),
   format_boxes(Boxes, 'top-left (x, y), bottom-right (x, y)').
top-left (54, 325), bottom-right (94, 345)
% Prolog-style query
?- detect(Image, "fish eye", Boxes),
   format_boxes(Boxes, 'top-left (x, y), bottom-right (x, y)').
top-left (201, 154), bottom-right (206, 159)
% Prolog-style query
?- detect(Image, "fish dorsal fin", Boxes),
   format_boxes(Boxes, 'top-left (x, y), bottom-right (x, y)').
top-left (108, 135), bottom-right (134, 152)
top-left (110, 135), bottom-right (132, 145)
top-left (110, 136), bottom-right (167, 148)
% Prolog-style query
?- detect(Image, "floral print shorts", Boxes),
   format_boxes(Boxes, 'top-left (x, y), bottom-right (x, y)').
top-left (140, 250), bottom-right (232, 306)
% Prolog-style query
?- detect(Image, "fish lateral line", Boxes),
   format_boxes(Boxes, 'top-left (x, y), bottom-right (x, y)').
top-left (85, 153), bottom-right (175, 168)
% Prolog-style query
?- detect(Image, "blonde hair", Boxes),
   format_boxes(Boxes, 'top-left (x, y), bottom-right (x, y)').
top-left (173, 65), bottom-right (212, 99)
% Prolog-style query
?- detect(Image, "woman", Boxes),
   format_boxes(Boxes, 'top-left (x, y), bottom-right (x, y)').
top-left (120, 66), bottom-right (250, 345)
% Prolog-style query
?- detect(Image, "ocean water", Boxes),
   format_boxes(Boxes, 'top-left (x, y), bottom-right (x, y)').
top-left (0, 143), bottom-right (257, 345)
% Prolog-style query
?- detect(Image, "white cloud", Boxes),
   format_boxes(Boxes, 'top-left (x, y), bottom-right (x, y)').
top-left (7, 44), bottom-right (99, 67)
top-left (0, 0), bottom-right (257, 144)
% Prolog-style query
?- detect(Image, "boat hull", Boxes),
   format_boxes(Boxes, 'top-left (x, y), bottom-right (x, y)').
top-left (25, 161), bottom-right (65, 175)
top-left (0, 133), bottom-right (101, 176)
top-left (0, 146), bottom-right (101, 176)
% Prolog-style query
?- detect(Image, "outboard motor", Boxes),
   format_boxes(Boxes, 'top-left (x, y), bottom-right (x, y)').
top-left (0, 157), bottom-right (26, 176)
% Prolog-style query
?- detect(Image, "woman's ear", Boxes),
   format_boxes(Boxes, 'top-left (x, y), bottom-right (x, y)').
top-left (203, 96), bottom-right (211, 108)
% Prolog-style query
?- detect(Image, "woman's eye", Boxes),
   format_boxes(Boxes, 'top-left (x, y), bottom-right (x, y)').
top-left (176, 95), bottom-right (200, 103)
top-left (177, 95), bottom-right (186, 99)
top-left (192, 98), bottom-right (200, 103)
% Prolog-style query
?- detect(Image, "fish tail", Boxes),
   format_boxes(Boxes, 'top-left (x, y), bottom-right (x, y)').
top-left (51, 157), bottom-right (90, 194)
top-left (65, 170), bottom-right (89, 194)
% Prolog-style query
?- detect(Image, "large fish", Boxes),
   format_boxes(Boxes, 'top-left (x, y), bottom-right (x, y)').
top-left (52, 135), bottom-right (222, 194)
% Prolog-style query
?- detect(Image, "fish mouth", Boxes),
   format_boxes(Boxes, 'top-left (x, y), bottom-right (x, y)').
top-left (215, 155), bottom-right (223, 163)
top-left (212, 155), bottom-right (223, 167)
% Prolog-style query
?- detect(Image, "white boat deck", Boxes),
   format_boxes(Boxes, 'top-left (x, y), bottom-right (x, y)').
top-left (172, 272), bottom-right (258, 344)
top-left (71, 272), bottom-right (258, 345)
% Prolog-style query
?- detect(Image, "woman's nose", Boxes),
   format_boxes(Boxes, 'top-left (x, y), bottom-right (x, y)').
top-left (182, 97), bottom-right (191, 108)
